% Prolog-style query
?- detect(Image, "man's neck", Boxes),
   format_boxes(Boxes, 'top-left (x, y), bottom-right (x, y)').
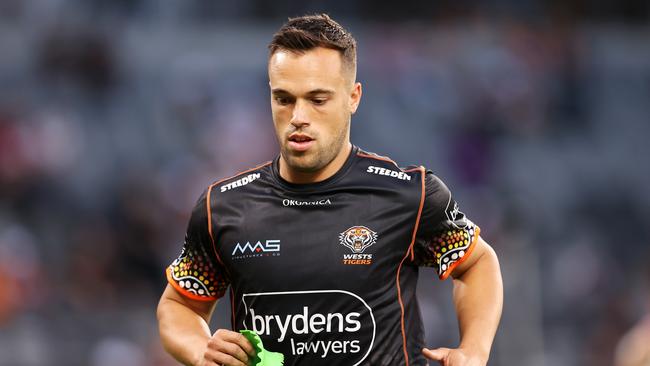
top-left (279, 142), bottom-right (352, 184)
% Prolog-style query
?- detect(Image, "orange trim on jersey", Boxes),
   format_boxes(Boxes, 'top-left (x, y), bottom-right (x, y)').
top-left (356, 152), bottom-right (399, 167)
top-left (403, 167), bottom-right (426, 262)
top-left (205, 161), bottom-right (273, 268)
top-left (395, 166), bottom-right (426, 366)
top-left (166, 266), bottom-right (218, 302)
top-left (438, 227), bottom-right (481, 280)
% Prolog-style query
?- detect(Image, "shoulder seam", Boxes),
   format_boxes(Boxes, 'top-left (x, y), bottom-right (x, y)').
top-left (356, 152), bottom-right (400, 169)
top-left (207, 161), bottom-right (273, 189)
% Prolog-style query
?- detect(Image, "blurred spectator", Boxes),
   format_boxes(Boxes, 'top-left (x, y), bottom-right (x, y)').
top-left (38, 24), bottom-right (117, 95)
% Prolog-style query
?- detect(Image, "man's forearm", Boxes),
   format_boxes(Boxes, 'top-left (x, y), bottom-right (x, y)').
top-left (452, 243), bottom-right (503, 361)
top-left (157, 296), bottom-right (213, 366)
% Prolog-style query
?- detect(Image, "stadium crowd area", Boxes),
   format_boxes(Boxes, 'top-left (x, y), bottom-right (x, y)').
top-left (1, 1), bottom-right (649, 365)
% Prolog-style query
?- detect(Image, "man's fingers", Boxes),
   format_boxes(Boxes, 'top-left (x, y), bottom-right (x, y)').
top-left (205, 350), bottom-right (248, 366)
top-left (211, 338), bottom-right (251, 364)
top-left (423, 347), bottom-right (450, 361)
top-left (216, 329), bottom-right (256, 357)
top-left (206, 329), bottom-right (257, 365)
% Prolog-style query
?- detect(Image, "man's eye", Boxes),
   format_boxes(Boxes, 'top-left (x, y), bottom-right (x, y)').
top-left (275, 96), bottom-right (292, 105)
top-left (312, 99), bottom-right (327, 105)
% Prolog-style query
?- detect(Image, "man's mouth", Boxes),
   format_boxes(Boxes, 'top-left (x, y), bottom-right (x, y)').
top-left (287, 134), bottom-right (315, 152)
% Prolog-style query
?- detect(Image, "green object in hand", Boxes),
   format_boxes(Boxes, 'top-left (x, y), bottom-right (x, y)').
top-left (240, 330), bottom-right (285, 366)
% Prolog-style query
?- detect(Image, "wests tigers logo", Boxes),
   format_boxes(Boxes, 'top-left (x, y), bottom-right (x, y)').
top-left (339, 226), bottom-right (378, 254)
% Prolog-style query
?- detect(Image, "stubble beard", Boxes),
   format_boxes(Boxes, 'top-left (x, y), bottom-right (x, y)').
top-left (281, 122), bottom-right (349, 173)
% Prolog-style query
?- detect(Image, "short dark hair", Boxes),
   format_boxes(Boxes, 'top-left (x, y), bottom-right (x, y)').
top-left (268, 13), bottom-right (357, 75)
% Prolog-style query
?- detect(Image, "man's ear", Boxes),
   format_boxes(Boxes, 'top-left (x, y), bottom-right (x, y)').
top-left (350, 82), bottom-right (362, 114)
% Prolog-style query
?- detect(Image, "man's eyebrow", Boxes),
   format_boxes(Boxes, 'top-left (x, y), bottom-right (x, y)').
top-left (271, 88), bottom-right (291, 95)
top-left (271, 88), bottom-right (335, 96)
top-left (306, 89), bottom-right (335, 96)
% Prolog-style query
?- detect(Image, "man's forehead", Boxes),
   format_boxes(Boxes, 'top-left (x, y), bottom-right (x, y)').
top-left (269, 47), bottom-right (343, 68)
top-left (268, 48), bottom-right (346, 90)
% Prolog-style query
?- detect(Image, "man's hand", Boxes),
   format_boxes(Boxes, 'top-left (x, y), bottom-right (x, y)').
top-left (422, 347), bottom-right (487, 366)
top-left (197, 329), bottom-right (256, 366)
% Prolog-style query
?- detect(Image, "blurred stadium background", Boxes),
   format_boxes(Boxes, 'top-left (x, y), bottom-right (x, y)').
top-left (1, 1), bottom-right (649, 365)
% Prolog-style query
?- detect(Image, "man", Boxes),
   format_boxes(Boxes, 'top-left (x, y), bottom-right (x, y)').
top-left (614, 266), bottom-right (650, 366)
top-left (615, 314), bottom-right (650, 366)
top-left (157, 14), bottom-right (503, 366)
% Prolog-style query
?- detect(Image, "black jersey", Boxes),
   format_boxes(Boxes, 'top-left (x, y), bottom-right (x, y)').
top-left (166, 145), bottom-right (480, 366)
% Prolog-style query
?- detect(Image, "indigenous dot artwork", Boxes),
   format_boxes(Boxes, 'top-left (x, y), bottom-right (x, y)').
top-left (168, 244), bottom-right (228, 299)
top-left (417, 222), bottom-right (479, 278)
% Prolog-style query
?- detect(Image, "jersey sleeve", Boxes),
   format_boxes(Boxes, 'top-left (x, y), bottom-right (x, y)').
top-left (165, 189), bottom-right (230, 301)
top-left (412, 171), bottom-right (480, 280)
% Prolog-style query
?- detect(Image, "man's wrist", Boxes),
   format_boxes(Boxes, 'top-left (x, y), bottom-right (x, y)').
top-left (458, 342), bottom-right (490, 363)
top-left (188, 338), bottom-right (209, 366)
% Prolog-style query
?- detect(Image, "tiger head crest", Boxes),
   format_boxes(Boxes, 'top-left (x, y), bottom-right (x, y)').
top-left (339, 226), bottom-right (378, 253)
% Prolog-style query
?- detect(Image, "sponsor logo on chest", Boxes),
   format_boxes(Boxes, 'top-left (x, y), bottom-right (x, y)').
top-left (283, 198), bottom-right (332, 207)
top-left (221, 173), bottom-right (261, 192)
top-left (366, 166), bottom-right (411, 181)
top-left (231, 239), bottom-right (281, 260)
top-left (242, 290), bottom-right (376, 364)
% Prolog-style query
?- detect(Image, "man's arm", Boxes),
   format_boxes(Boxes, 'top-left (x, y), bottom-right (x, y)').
top-left (614, 317), bottom-right (650, 366)
top-left (423, 237), bottom-right (503, 365)
top-left (157, 284), bottom-right (255, 366)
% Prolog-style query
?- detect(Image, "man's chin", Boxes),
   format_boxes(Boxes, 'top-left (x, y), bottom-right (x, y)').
top-left (283, 153), bottom-right (322, 173)
top-left (286, 159), bottom-right (320, 173)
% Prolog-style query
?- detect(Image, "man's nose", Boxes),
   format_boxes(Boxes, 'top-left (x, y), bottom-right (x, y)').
top-left (290, 99), bottom-right (310, 128)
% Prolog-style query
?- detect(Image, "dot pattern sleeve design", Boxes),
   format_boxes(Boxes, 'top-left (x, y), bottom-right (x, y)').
top-left (413, 171), bottom-right (481, 280)
top-left (166, 189), bottom-right (230, 301)
top-left (166, 239), bottom-right (229, 301)
top-left (414, 221), bottom-right (480, 280)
